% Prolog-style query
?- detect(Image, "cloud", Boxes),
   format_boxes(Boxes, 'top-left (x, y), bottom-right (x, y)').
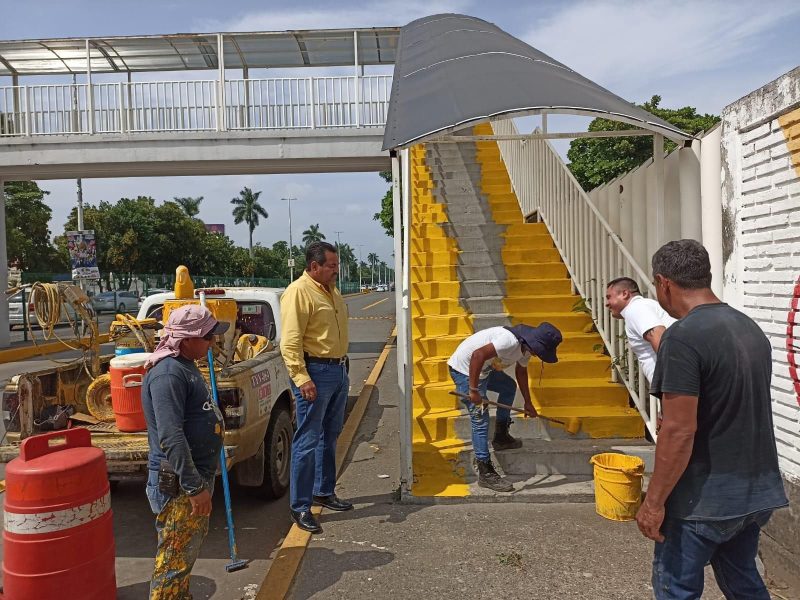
top-left (521, 0), bottom-right (800, 105)
top-left (197, 1), bottom-right (472, 32)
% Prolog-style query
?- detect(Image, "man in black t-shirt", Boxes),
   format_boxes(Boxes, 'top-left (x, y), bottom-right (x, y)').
top-left (636, 239), bottom-right (787, 600)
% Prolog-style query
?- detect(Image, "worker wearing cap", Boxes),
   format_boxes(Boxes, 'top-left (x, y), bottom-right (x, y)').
top-left (448, 323), bottom-right (562, 492)
top-left (280, 241), bottom-right (352, 535)
top-left (141, 304), bottom-right (229, 599)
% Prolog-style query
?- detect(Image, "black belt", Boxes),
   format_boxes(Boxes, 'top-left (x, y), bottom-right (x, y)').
top-left (304, 354), bottom-right (347, 365)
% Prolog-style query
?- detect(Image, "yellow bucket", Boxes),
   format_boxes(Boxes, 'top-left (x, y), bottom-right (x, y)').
top-left (590, 452), bottom-right (644, 522)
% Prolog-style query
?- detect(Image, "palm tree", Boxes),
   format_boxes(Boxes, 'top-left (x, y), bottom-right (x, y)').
top-left (337, 243), bottom-right (355, 281)
top-left (174, 196), bottom-right (203, 218)
top-left (302, 224), bottom-right (326, 247)
top-left (368, 252), bottom-right (379, 286)
top-left (230, 187), bottom-right (268, 259)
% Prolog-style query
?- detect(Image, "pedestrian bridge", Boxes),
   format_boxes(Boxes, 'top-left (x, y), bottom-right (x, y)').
top-left (0, 29), bottom-right (397, 179)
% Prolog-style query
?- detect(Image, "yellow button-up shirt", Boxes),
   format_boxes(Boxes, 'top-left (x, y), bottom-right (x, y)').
top-left (279, 271), bottom-right (349, 387)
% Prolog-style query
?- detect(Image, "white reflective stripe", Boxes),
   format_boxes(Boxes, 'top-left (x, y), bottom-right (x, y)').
top-left (3, 491), bottom-right (111, 535)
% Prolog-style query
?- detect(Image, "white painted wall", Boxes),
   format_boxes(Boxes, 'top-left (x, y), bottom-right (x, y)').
top-left (721, 66), bottom-right (800, 483)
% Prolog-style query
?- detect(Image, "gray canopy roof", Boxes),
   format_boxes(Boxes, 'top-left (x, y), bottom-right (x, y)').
top-left (382, 14), bottom-right (691, 150)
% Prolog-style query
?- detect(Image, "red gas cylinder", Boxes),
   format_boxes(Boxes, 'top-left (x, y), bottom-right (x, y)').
top-left (110, 352), bottom-right (150, 432)
top-left (2, 428), bottom-right (116, 599)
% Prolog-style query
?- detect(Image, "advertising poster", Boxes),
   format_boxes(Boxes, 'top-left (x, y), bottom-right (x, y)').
top-left (66, 230), bottom-right (100, 280)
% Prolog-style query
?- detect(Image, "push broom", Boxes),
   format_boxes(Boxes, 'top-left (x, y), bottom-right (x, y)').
top-left (450, 391), bottom-right (581, 435)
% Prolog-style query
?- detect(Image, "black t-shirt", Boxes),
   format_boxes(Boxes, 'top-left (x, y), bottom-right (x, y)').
top-left (651, 303), bottom-right (787, 520)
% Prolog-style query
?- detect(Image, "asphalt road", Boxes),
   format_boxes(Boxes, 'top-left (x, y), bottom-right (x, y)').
top-left (8, 313), bottom-right (117, 344)
top-left (0, 291), bottom-right (396, 600)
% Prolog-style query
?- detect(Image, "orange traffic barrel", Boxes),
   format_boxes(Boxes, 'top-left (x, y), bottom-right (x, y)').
top-left (2, 428), bottom-right (116, 599)
top-left (109, 353), bottom-right (151, 432)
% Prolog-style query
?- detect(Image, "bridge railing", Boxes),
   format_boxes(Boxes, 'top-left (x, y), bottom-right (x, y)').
top-left (0, 75), bottom-right (392, 137)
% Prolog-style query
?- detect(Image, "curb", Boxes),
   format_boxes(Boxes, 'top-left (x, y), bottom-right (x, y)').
top-left (0, 333), bottom-right (111, 363)
top-left (255, 329), bottom-right (396, 600)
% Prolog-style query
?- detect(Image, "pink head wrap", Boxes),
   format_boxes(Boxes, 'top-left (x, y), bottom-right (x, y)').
top-left (145, 304), bottom-right (228, 369)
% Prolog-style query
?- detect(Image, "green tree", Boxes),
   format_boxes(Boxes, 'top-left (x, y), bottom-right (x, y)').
top-left (367, 252), bottom-right (379, 286)
top-left (173, 196), bottom-right (203, 218)
top-left (301, 223), bottom-right (325, 247)
top-left (4, 181), bottom-right (65, 272)
top-left (336, 242), bottom-right (355, 281)
top-left (373, 170), bottom-right (394, 237)
top-left (231, 187), bottom-right (268, 259)
top-left (567, 95), bottom-right (720, 191)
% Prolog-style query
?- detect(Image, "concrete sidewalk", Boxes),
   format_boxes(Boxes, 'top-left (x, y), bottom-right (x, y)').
top-left (288, 348), bottom-right (795, 600)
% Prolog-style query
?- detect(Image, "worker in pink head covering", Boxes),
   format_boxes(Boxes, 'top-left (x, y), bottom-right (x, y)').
top-left (140, 304), bottom-right (229, 597)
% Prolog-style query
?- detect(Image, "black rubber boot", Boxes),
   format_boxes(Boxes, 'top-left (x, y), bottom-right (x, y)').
top-left (492, 420), bottom-right (523, 451)
top-left (476, 458), bottom-right (514, 492)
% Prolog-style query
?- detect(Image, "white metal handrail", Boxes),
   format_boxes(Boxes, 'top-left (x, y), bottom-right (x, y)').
top-left (0, 75), bottom-right (392, 138)
top-left (492, 119), bottom-right (659, 438)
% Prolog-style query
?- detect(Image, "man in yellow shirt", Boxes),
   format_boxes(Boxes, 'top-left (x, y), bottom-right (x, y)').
top-left (280, 241), bottom-right (351, 534)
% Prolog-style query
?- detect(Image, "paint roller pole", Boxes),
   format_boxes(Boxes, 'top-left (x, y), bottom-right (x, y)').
top-left (199, 291), bottom-right (248, 573)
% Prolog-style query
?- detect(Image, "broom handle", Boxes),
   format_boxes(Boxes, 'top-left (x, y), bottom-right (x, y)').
top-left (449, 390), bottom-right (565, 425)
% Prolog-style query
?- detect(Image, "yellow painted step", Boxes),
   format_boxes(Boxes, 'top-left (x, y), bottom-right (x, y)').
top-left (411, 238), bottom-right (458, 253)
top-left (502, 247), bottom-right (561, 262)
top-left (412, 212), bottom-right (448, 224)
top-left (535, 406), bottom-right (645, 439)
top-left (505, 279), bottom-right (573, 295)
top-left (411, 250), bottom-right (460, 267)
top-left (411, 281), bottom-right (461, 298)
top-left (489, 200), bottom-right (521, 212)
top-left (411, 223), bottom-right (450, 238)
top-left (413, 382), bottom-right (460, 410)
top-left (412, 298), bottom-right (465, 315)
top-left (502, 294), bottom-right (581, 312)
top-left (507, 311), bottom-right (590, 332)
top-left (504, 222), bottom-right (548, 236)
top-left (493, 210), bottom-right (522, 224)
top-left (505, 262), bottom-right (569, 279)
top-left (483, 182), bottom-right (513, 195)
top-left (412, 407), bottom-right (463, 442)
top-left (410, 265), bottom-right (460, 281)
top-left (416, 353), bottom-right (612, 383)
top-left (502, 234), bottom-right (556, 250)
top-left (532, 378), bottom-right (630, 406)
top-left (412, 315), bottom-right (473, 337)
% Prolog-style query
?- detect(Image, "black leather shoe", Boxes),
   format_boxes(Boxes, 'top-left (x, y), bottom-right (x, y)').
top-left (313, 494), bottom-right (354, 512)
top-left (290, 510), bottom-right (323, 534)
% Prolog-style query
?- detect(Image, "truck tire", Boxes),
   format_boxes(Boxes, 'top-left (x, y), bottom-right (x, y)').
top-left (250, 406), bottom-right (293, 500)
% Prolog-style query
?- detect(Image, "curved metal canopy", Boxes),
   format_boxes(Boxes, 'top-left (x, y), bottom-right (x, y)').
top-left (382, 14), bottom-right (691, 150)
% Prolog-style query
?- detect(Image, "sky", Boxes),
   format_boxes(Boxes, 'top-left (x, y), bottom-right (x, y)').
top-left (2, 0), bottom-right (799, 266)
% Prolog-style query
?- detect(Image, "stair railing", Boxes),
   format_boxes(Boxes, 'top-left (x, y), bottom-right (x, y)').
top-left (492, 119), bottom-right (658, 439)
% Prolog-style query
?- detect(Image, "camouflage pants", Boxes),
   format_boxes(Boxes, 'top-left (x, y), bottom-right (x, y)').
top-left (149, 493), bottom-right (209, 599)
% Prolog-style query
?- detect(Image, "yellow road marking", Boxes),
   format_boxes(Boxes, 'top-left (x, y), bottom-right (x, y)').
top-left (256, 333), bottom-right (395, 600)
top-left (361, 297), bottom-right (389, 311)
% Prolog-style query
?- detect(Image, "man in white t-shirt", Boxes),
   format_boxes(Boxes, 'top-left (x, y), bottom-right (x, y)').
top-left (448, 323), bottom-right (562, 492)
top-left (605, 277), bottom-right (677, 383)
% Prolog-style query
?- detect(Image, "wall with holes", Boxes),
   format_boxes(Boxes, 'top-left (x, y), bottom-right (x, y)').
top-left (721, 66), bottom-right (800, 483)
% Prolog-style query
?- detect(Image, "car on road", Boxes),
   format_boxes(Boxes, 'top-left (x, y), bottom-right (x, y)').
top-left (91, 290), bottom-right (140, 314)
top-left (8, 288), bottom-right (77, 330)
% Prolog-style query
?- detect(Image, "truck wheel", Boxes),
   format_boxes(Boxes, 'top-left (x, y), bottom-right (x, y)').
top-left (251, 406), bottom-right (293, 500)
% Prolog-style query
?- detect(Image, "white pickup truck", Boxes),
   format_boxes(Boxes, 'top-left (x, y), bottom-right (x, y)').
top-left (1, 286), bottom-right (296, 500)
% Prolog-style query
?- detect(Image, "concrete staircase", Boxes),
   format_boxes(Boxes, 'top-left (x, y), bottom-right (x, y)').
top-left (409, 127), bottom-right (648, 500)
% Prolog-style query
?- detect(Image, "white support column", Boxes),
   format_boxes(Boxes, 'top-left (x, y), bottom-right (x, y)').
top-left (652, 134), bottom-right (666, 248)
top-left (631, 165), bottom-right (648, 273)
top-left (216, 33), bottom-right (227, 132)
top-left (700, 126), bottom-right (724, 298)
top-left (619, 173), bottom-right (633, 250)
top-left (242, 66), bottom-right (250, 130)
top-left (85, 39), bottom-right (94, 134)
top-left (664, 150), bottom-right (682, 242)
top-left (400, 147), bottom-right (413, 495)
top-left (679, 139), bottom-right (703, 242)
top-left (607, 181), bottom-right (621, 234)
top-left (353, 31), bottom-right (361, 128)
top-left (391, 151), bottom-right (410, 493)
top-left (0, 179), bottom-right (9, 348)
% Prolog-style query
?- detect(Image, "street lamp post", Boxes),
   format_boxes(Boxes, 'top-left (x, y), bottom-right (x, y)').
top-left (334, 230), bottom-right (343, 284)
top-left (282, 198), bottom-right (297, 281)
top-left (358, 245), bottom-right (364, 289)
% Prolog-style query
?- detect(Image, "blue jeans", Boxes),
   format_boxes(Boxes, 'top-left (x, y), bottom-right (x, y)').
top-left (449, 367), bottom-right (517, 462)
top-left (652, 511), bottom-right (773, 600)
top-left (290, 362), bottom-right (349, 512)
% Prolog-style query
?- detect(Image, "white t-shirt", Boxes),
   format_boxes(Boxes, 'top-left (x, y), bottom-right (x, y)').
top-left (447, 326), bottom-right (531, 379)
top-left (621, 295), bottom-right (677, 383)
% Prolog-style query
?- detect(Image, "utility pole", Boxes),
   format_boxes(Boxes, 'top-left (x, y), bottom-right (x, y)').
top-left (282, 198), bottom-right (297, 281)
top-left (358, 245), bottom-right (364, 289)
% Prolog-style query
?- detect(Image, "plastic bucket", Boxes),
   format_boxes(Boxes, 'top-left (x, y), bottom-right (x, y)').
top-left (109, 353), bottom-right (151, 432)
top-left (590, 452), bottom-right (644, 522)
